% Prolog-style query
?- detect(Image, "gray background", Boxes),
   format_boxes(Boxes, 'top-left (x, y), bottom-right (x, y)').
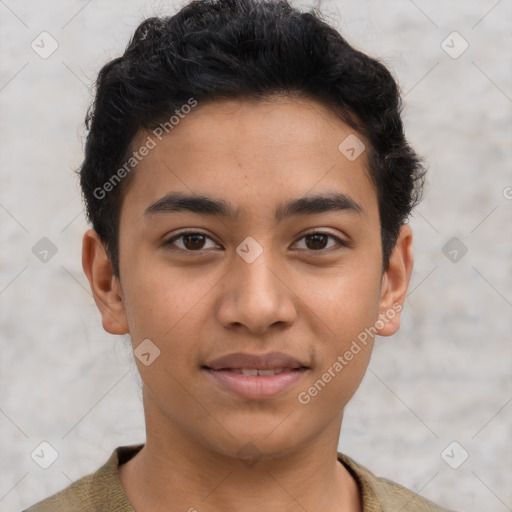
top-left (1, 1), bottom-right (511, 511)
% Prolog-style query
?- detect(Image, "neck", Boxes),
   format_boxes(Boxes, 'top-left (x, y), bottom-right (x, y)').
top-left (119, 401), bottom-right (361, 512)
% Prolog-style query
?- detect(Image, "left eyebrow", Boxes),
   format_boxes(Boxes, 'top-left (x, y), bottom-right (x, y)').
top-left (144, 191), bottom-right (364, 220)
top-left (275, 193), bottom-right (364, 222)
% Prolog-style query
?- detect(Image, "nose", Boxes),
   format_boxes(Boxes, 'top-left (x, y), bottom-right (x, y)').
top-left (216, 247), bottom-right (298, 335)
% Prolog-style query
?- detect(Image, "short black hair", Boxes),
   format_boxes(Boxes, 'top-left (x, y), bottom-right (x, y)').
top-left (80, 0), bottom-right (425, 277)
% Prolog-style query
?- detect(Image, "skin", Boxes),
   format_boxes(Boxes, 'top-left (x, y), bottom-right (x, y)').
top-left (82, 95), bottom-right (414, 512)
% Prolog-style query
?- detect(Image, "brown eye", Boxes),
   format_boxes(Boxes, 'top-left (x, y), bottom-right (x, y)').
top-left (165, 232), bottom-right (219, 252)
top-left (305, 234), bottom-right (329, 250)
top-left (293, 232), bottom-right (347, 252)
top-left (182, 233), bottom-right (206, 250)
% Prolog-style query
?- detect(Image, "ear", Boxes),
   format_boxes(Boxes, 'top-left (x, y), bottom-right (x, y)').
top-left (376, 225), bottom-right (414, 336)
top-left (82, 229), bottom-right (129, 335)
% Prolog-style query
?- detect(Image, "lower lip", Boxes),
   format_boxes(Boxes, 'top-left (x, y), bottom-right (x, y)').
top-left (203, 368), bottom-right (308, 400)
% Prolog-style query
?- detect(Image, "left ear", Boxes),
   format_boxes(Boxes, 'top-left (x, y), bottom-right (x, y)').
top-left (376, 224), bottom-right (414, 336)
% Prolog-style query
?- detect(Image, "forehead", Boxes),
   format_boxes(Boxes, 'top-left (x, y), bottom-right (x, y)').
top-left (121, 96), bottom-right (378, 223)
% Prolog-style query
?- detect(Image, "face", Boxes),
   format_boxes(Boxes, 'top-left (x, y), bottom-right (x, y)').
top-left (83, 95), bottom-right (413, 460)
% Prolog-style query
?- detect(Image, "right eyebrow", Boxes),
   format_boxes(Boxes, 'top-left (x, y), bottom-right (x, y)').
top-left (144, 192), bottom-right (239, 219)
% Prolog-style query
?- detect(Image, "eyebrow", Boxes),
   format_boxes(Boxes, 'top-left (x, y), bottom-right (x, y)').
top-left (144, 191), bottom-right (364, 221)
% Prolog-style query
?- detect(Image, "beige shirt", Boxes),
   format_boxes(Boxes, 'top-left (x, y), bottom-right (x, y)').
top-left (25, 444), bottom-right (455, 512)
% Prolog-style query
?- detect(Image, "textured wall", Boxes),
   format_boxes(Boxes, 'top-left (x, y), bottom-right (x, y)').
top-left (1, 1), bottom-right (511, 511)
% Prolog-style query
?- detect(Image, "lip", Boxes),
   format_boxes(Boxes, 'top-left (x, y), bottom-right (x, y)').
top-left (202, 351), bottom-right (309, 400)
top-left (203, 367), bottom-right (308, 400)
top-left (204, 351), bottom-right (308, 371)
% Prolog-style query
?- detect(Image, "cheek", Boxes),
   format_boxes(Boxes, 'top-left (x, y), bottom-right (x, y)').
top-left (296, 280), bottom-right (380, 415)
top-left (298, 257), bottom-right (382, 389)
top-left (121, 259), bottom-right (220, 342)
top-left (120, 262), bottom-right (221, 400)
top-left (124, 267), bottom-right (209, 403)
top-left (305, 260), bottom-right (382, 340)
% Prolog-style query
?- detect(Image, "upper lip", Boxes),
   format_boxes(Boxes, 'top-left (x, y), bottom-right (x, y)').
top-left (203, 351), bottom-right (308, 371)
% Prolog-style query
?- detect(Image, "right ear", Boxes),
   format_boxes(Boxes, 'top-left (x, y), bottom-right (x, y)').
top-left (82, 229), bottom-right (129, 335)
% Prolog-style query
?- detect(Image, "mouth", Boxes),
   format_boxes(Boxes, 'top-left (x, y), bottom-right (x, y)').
top-left (201, 352), bottom-right (310, 400)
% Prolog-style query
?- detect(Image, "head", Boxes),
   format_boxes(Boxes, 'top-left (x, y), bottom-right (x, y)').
top-left (82, 0), bottom-right (422, 461)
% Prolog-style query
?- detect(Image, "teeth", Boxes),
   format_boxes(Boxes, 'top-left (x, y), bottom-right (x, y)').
top-left (239, 368), bottom-right (286, 376)
top-left (241, 369), bottom-right (259, 376)
top-left (258, 369), bottom-right (283, 376)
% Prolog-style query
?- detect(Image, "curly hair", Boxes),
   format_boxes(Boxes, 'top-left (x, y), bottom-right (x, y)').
top-left (80, 0), bottom-right (425, 276)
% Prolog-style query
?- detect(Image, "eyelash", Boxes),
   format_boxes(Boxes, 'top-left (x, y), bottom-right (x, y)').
top-left (163, 230), bottom-right (349, 254)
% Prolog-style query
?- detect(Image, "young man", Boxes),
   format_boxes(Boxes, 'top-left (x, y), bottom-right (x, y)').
top-left (25, 0), bottom-right (455, 510)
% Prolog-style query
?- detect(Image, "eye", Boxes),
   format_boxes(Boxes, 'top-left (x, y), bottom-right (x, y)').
top-left (164, 230), bottom-right (348, 253)
top-left (292, 232), bottom-right (347, 252)
top-left (164, 231), bottom-right (221, 252)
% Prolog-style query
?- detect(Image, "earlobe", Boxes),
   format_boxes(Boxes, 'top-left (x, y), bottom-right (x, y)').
top-left (376, 225), bottom-right (414, 337)
top-left (82, 229), bottom-right (129, 335)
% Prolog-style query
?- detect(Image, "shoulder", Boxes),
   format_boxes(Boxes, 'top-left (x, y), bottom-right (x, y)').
top-left (24, 444), bottom-right (143, 512)
top-left (337, 452), bottom-right (457, 512)
top-left (23, 471), bottom-right (102, 512)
